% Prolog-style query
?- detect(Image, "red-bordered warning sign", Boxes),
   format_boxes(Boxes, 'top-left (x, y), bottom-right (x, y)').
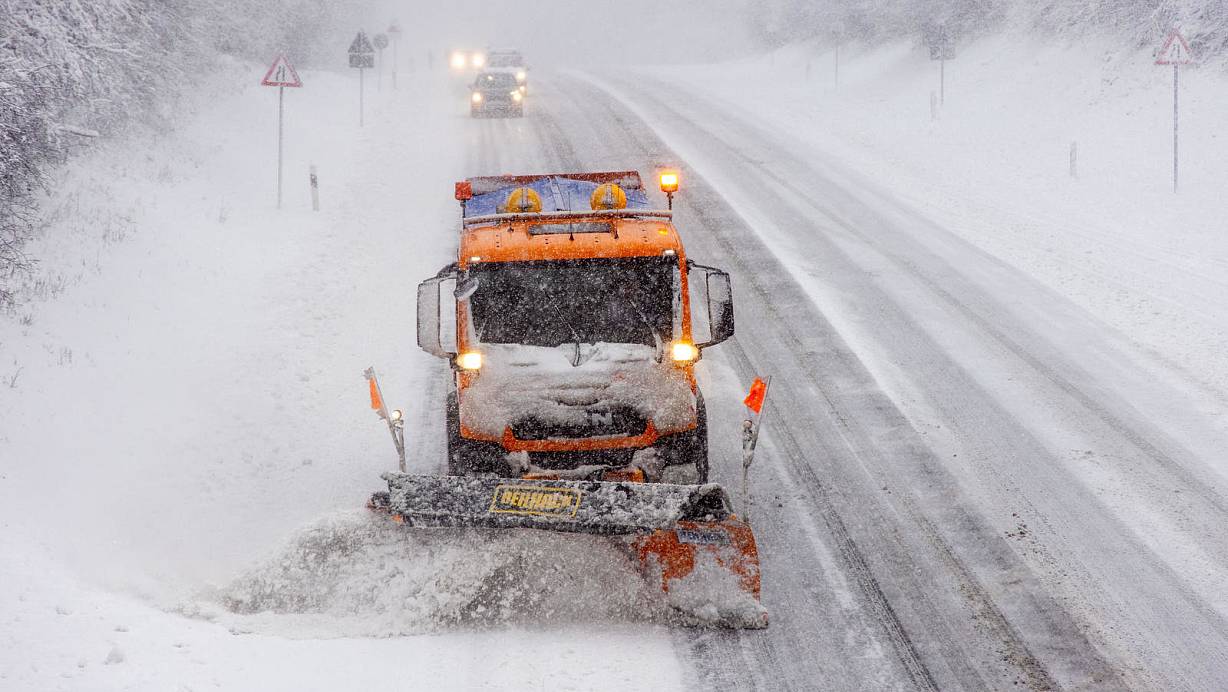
top-left (261, 54), bottom-right (303, 87)
top-left (1156, 29), bottom-right (1193, 66)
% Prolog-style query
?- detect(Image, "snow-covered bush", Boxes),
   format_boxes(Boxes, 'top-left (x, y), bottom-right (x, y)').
top-left (0, 0), bottom-right (360, 308)
top-left (0, 0), bottom-right (180, 306)
top-left (748, 0), bottom-right (1228, 60)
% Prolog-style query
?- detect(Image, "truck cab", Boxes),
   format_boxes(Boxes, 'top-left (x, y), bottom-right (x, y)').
top-left (485, 49), bottom-right (528, 93)
top-left (417, 171), bottom-right (733, 483)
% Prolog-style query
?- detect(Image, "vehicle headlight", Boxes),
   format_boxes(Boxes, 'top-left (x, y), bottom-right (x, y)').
top-left (670, 342), bottom-right (698, 362)
top-left (511, 91), bottom-right (522, 102)
top-left (472, 92), bottom-right (483, 103)
top-left (471, 53), bottom-right (485, 68)
top-left (450, 52), bottom-right (466, 69)
top-left (515, 70), bottom-right (526, 82)
top-left (457, 352), bottom-right (483, 370)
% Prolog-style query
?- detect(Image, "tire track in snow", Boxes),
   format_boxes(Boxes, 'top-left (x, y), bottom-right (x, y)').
top-left (536, 77), bottom-right (958, 691)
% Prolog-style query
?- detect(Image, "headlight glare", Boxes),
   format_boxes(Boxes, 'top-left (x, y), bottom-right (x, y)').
top-left (670, 342), bottom-right (699, 362)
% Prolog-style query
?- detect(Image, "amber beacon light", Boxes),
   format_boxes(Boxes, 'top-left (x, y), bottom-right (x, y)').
top-left (659, 171), bottom-right (679, 209)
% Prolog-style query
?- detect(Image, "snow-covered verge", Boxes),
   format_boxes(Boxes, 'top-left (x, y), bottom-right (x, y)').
top-left (646, 33), bottom-right (1228, 418)
top-left (0, 0), bottom-right (369, 307)
top-left (0, 60), bottom-right (685, 690)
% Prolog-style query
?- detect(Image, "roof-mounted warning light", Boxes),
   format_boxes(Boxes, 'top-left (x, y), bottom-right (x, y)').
top-left (659, 171), bottom-right (679, 210)
top-left (455, 181), bottom-right (473, 220)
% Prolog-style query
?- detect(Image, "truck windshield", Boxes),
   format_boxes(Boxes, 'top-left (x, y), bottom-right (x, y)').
top-left (468, 258), bottom-right (675, 348)
top-left (488, 54), bottom-right (523, 68)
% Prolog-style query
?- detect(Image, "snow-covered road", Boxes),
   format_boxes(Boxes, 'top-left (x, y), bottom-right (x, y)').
top-left (540, 70), bottom-right (1228, 689)
top-left (4, 53), bottom-right (1228, 690)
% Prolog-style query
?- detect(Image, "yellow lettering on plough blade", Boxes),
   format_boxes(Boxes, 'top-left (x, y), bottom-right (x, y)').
top-left (489, 485), bottom-right (582, 518)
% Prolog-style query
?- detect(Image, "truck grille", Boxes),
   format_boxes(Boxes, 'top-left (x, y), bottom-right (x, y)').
top-left (511, 406), bottom-right (647, 441)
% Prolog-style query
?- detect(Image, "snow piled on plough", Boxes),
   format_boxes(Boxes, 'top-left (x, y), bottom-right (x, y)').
top-left (206, 511), bottom-right (751, 637)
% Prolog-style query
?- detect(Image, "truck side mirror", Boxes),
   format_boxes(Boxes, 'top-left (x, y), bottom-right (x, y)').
top-left (688, 264), bottom-right (734, 348)
top-left (703, 270), bottom-right (734, 347)
top-left (417, 274), bottom-right (458, 359)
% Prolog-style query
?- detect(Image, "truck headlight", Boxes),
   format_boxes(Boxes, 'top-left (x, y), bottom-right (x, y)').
top-left (457, 352), bottom-right (483, 370)
top-left (516, 70), bottom-right (526, 82)
top-left (670, 342), bottom-right (698, 362)
top-left (451, 52), bottom-right (466, 69)
top-left (511, 91), bottom-right (522, 102)
top-left (472, 92), bottom-right (483, 103)
top-left (471, 53), bottom-right (485, 68)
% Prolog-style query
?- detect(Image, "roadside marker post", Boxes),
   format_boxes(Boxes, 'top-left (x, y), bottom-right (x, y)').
top-left (349, 31), bottom-right (376, 127)
top-left (1156, 28), bottom-right (1193, 193)
top-left (309, 164), bottom-right (319, 211)
top-left (388, 21), bottom-right (403, 90)
top-left (260, 54), bottom-right (303, 209)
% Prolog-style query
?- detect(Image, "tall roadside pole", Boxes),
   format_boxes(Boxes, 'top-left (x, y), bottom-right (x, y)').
top-left (831, 21), bottom-right (845, 90)
top-left (1155, 28), bottom-right (1193, 193)
top-left (349, 31), bottom-right (375, 127)
top-left (388, 21), bottom-right (403, 90)
top-left (260, 55), bottom-right (303, 209)
top-left (925, 23), bottom-right (953, 107)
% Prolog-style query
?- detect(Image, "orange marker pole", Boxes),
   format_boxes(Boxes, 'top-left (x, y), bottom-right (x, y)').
top-left (365, 367), bottom-right (406, 471)
top-left (741, 376), bottom-right (772, 523)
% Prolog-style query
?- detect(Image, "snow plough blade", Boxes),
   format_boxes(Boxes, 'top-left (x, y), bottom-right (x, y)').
top-left (368, 473), bottom-right (767, 628)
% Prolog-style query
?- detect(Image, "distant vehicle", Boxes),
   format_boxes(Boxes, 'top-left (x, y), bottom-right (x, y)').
top-left (470, 71), bottom-right (524, 118)
top-left (486, 49), bottom-right (528, 93)
top-left (449, 48), bottom-right (486, 73)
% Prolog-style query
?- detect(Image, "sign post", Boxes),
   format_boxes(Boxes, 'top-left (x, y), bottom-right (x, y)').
top-left (388, 21), bottom-right (403, 90)
top-left (927, 24), bottom-right (954, 106)
top-left (373, 33), bottom-right (389, 91)
top-left (349, 31), bottom-right (375, 127)
top-left (1156, 28), bottom-right (1193, 193)
top-left (832, 21), bottom-right (845, 90)
top-left (260, 54), bottom-right (303, 209)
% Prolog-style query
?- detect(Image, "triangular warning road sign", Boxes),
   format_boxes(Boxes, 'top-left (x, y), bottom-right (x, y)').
top-left (349, 32), bottom-right (375, 55)
top-left (1156, 29), bottom-right (1193, 65)
top-left (261, 54), bottom-right (302, 87)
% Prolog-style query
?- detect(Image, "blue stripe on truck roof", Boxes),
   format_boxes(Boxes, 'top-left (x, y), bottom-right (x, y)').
top-left (466, 176), bottom-right (651, 218)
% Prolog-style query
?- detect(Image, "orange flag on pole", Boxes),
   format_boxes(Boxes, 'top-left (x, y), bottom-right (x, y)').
top-left (368, 374), bottom-right (383, 412)
top-left (743, 377), bottom-right (767, 414)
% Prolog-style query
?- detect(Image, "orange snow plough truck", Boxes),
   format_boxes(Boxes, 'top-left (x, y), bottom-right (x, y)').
top-left (369, 171), bottom-right (766, 628)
